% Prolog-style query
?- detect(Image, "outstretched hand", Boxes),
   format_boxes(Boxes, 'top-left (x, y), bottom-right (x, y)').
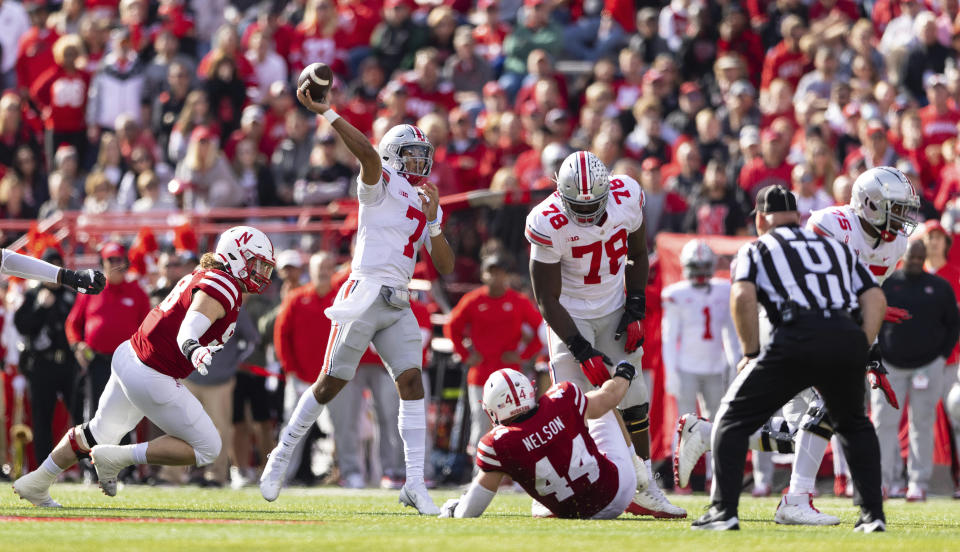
top-left (419, 181), bottom-right (440, 221)
top-left (296, 86), bottom-right (330, 115)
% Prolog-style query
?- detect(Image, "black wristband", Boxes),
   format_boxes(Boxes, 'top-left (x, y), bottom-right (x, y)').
top-left (181, 338), bottom-right (201, 361)
top-left (625, 292), bottom-right (646, 319)
top-left (563, 334), bottom-right (591, 362)
top-left (744, 350), bottom-right (759, 359)
top-left (613, 361), bottom-right (636, 382)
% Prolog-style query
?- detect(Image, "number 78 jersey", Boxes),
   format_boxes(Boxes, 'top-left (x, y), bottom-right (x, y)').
top-left (525, 175), bottom-right (645, 319)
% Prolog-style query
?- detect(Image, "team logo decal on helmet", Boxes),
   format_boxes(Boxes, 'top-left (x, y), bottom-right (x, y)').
top-left (215, 226), bottom-right (276, 294)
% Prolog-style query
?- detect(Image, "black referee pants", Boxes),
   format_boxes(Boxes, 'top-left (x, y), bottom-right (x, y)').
top-left (711, 316), bottom-right (884, 517)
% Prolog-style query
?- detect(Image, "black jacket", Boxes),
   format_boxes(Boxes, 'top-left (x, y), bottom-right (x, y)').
top-left (880, 270), bottom-right (960, 368)
top-left (14, 284), bottom-right (76, 371)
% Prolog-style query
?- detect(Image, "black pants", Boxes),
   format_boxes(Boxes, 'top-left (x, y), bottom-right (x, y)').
top-left (83, 353), bottom-right (113, 421)
top-left (25, 361), bottom-right (76, 461)
top-left (712, 316), bottom-right (883, 517)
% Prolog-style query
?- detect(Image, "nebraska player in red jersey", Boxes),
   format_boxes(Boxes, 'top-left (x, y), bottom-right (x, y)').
top-left (13, 226), bottom-right (275, 507)
top-left (439, 364), bottom-right (638, 519)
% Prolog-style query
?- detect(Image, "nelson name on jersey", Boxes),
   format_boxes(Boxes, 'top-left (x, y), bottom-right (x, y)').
top-left (521, 416), bottom-right (567, 452)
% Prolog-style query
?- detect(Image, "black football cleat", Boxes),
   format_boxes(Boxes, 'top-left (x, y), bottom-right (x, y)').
top-left (691, 505), bottom-right (740, 531)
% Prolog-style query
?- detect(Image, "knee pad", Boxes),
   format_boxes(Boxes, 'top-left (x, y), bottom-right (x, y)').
top-left (759, 416), bottom-right (794, 453)
top-left (799, 402), bottom-right (835, 441)
top-left (67, 424), bottom-right (97, 460)
top-left (194, 435), bottom-right (222, 467)
top-left (619, 404), bottom-right (649, 434)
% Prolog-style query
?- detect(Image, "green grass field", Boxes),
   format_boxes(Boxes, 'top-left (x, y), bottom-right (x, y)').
top-left (0, 484), bottom-right (958, 551)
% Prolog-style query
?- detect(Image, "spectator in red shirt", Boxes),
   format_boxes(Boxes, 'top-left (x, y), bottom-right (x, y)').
top-left (472, 0), bottom-right (511, 63)
top-left (761, 15), bottom-right (807, 91)
top-left (400, 48), bottom-right (457, 119)
top-left (225, 105), bottom-right (277, 161)
top-left (66, 242), bottom-right (150, 421)
top-left (919, 74), bottom-right (960, 146)
top-left (444, 254), bottom-right (542, 456)
top-left (197, 25), bottom-right (256, 87)
top-left (242, 4), bottom-right (296, 69)
top-left (446, 108), bottom-right (491, 193)
top-left (808, 0), bottom-right (860, 23)
top-left (514, 48), bottom-right (568, 110)
top-left (291, 0), bottom-right (346, 75)
top-left (716, 4), bottom-right (764, 84)
top-left (843, 118), bottom-right (899, 174)
top-left (274, 252), bottom-right (337, 479)
top-left (739, 127), bottom-right (794, 202)
top-left (15, 3), bottom-right (60, 96)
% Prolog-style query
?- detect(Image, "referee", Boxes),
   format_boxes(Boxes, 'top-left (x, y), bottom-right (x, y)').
top-left (692, 185), bottom-right (888, 532)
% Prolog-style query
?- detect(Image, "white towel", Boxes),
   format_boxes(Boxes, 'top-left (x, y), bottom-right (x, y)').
top-left (324, 279), bottom-right (381, 324)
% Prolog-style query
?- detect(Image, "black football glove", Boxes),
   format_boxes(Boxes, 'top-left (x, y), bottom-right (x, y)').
top-left (614, 293), bottom-right (645, 353)
top-left (867, 344), bottom-right (899, 409)
top-left (61, 269), bottom-right (106, 294)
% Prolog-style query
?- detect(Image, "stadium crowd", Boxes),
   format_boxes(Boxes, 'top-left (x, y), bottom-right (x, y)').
top-left (3, 0), bottom-right (960, 498)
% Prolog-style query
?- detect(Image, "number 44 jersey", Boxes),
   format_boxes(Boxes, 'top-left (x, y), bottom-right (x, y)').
top-left (525, 175), bottom-right (645, 319)
top-left (131, 268), bottom-right (242, 379)
top-left (475, 381), bottom-right (620, 519)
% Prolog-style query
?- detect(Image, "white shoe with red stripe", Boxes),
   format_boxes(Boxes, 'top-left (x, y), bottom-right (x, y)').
top-left (774, 493), bottom-right (840, 525)
top-left (627, 482), bottom-right (687, 519)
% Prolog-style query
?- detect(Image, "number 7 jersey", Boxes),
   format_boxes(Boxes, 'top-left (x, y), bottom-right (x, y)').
top-left (525, 175), bottom-right (645, 319)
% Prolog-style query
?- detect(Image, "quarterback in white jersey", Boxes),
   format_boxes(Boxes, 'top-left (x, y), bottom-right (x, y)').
top-left (675, 166), bottom-right (918, 526)
top-left (527, 150), bottom-right (686, 518)
top-left (662, 240), bottom-right (739, 419)
top-left (260, 89), bottom-right (453, 515)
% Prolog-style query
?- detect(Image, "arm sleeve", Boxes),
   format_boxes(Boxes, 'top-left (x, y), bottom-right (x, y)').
top-left (64, 294), bottom-right (87, 346)
top-left (176, 310), bottom-right (213, 353)
top-left (453, 482), bottom-right (497, 518)
top-left (0, 249), bottom-right (62, 283)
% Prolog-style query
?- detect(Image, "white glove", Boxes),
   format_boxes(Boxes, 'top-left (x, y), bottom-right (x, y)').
top-left (190, 344), bottom-right (223, 376)
top-left (438, 498), bottom-right (459, 518)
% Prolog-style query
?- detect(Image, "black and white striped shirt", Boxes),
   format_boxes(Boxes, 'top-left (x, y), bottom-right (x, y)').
top-left (733, 224), bottom-right (878, 315)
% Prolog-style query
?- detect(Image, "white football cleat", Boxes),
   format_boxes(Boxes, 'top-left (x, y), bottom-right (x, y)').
top-left (399, 483), bottom-right (441, 515)
top-left (674, 414), bottom-right (712, 489)
top-left (259, 446), bottom-right (292, 502)
top-left (626, 482), bottom-right (687, 519)
top-left (90, 445), bottom-right (131, 497)
top-left (531, 498), bottom-right (555, 518)
top-left (12, 471), bottom-right (61, 507)
top-left (774, 493), bottom-right (840, 525)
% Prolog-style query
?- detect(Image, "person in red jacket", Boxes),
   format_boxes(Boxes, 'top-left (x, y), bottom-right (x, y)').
top-left (15, 3), bottom-right (60, 96)
top-left (738, 128), bottom-right (793, 202)
top-left (919, 74), bottom-right (960, 147)
top-left (273, 251), bottom-right (337, 480)
top-left (444, 254), bottom-right (542, 458)
top-left (760, 15), bottom-right (807, 91)
top-left (66, 242), bottom-right (150, 421)
top-left (30, 34), bottom-right (91, 172)
top-left (445, 107), bottom-right (490, 193)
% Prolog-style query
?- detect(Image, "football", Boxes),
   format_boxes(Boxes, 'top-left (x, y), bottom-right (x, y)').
top-left (297, 62), bottom-right (334, 104)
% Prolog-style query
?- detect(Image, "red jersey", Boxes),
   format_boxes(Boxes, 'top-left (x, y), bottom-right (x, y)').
top-left (476, 381), bottom-right (619, 519)
top-left (919, 105), bottom-right (960, 146)
top-left (738, 157), bottom-right (793, 201)
top-left (761, 42), bottom-right (806, 90)
top-left (274, 284), bottom-right (336, 383)
top-left (291, 24), bottom-right (346, 74)
top-left (445, 287), bottom-right (543, 386)
top-left (16, 27), bottom-right (60, 91)
top-left (30, 67), bottom-right (91, 132)
top-left (402, 78), bottom-right (457, 119)
top-left (131, 268), bottom-right (243, 379)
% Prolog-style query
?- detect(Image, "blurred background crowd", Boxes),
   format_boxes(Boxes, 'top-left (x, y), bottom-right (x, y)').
top-left (3, 0), bottom-right (960, 497)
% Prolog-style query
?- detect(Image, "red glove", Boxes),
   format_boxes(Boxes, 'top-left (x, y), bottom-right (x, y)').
top-left (615, 293), bottom-right (645, 353)
top-left (619, 320), bottom-right (644, 353)
top-left (565, 334), bottom-right (612, 387)
top-left (884, 306), bottom-right (911, 324)
top-left (868, 367), bottom-right (899, 409)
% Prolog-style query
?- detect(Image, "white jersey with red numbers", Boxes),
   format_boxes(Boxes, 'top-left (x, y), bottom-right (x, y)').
top-left (525, 174), bottom-right (645, 319)
top-left (661, 278), bottom-right (740, 376)
top-left (130, 268), bottom-right (242, 379)
top-left (475, 381), bottom-right (620, 519)
top-left (807, 204), bottom-right (906, 284)
top-left (349, 164), bottom-right (441, 288)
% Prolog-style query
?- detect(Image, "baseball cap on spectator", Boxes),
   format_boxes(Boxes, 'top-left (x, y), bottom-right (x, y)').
top-left (917, 219), bottom-right (952, 247)
top-left (190, 126), bottom-right (217, 142)
top-left (545, 108), bottom-right (569, 126)
top-left (730, 80), bottom-right (756, 97)
top-left (641, 157), bottom-right (662, 171)
top-left (761, 128), bottom-right (782, 142)
top-left (379, 80), bottom-right (408, 102)
top-left (865, 119), bottom-right (887, 136)
top-left (739, 125), bottom-right (760, 148)
top-left (100, 242), bottom-right (126, 261)
top-left (276, 250), bottom-right (303, 270)
top-left (54, 145), bottom-right (78, 168)
top-left (751, 185), bottom-right (798, 215)
top-left (842, 102), bottom-right (861, 118)
top-left (643, 69), bottom-right (664, 85)
top-left (481, 254), bottom-right (509, 272)
top-left (241, 105), bottom-right (265, 125)
top-left (716, 56), bottom-right (740, 70)
top-left (860, 103), bottom-right (881, 121)
top-left (925, 73), bottom-right (948, 89)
